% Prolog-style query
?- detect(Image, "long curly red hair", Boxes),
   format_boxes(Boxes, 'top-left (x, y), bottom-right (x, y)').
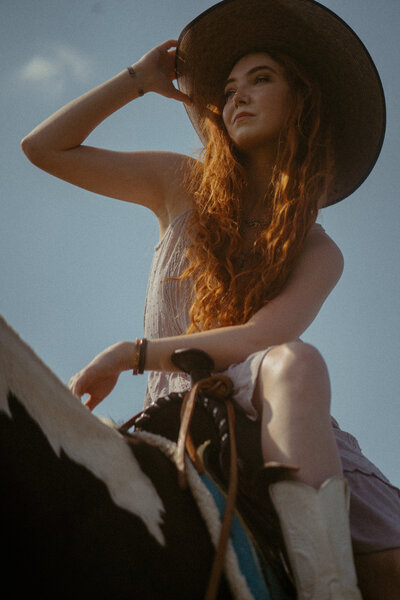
top-left (180, 53), bottom-right (335, 332)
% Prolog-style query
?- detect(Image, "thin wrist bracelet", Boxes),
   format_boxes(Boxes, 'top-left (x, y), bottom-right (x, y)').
top-left (126, 66), bottom-right (144, 96)
top-left (132, 337), bottom-right (147, 375)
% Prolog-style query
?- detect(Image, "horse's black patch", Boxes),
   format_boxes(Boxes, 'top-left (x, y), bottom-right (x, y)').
top-left (0, 391), bottom-right (233, 599)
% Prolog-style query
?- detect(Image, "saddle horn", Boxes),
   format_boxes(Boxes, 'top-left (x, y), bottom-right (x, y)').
top-left (171, 348), bottom-right (214, 384)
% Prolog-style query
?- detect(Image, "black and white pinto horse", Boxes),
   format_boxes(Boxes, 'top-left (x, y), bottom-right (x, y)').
top-left (0, 316), bottom-right (295, 600)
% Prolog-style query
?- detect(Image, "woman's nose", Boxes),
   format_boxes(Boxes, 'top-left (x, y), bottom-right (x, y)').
top-left (233, 88), bottom-right (249, 107)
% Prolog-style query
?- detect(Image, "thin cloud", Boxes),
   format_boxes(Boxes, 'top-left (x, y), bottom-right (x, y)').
top-left (17, 44), bottom-right (92, 96)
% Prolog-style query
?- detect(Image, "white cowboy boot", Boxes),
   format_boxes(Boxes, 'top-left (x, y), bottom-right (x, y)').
top-left (269, 477), bottom-right (362, 599)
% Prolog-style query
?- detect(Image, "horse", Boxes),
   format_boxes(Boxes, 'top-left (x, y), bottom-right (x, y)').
top-left (0, 316), bottom-right (294, 600)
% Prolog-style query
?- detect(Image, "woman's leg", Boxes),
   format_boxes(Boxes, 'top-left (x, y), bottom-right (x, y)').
top-left (253, 341), bottom-right (342, 488)
top-left (253, 341), bottom-right (400, 598)
top-left (255, 342), bottom-right (362, 598)
top-left (355, 549), bottom-right (400, 600)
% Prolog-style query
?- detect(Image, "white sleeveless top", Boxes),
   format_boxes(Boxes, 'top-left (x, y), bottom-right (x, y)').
top-left (143, 210), bottom-right (193, 408)
top-left (143, 209), bottom-right (324, 410)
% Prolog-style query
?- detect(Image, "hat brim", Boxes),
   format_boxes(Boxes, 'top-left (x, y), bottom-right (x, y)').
top-left (176, 0), bottom-right (386, 206)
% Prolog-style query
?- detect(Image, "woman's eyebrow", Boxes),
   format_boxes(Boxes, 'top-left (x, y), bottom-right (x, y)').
top-left (224, 65), bottom-right (278, 87)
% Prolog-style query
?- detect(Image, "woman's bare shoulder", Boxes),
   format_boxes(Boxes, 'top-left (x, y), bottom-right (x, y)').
top-left (306, 223), bottom-right (344, 283)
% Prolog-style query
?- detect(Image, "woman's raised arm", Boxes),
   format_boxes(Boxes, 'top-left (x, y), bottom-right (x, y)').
top-left (20, 40), bottom-right (193, 221)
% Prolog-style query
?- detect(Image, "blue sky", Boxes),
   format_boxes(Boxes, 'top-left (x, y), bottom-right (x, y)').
top-left (1, 0), bottom-right (399, 486)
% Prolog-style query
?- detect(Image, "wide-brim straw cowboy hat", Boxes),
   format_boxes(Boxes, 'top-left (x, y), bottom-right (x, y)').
top-left (176, 0), bottom-right (386, 206)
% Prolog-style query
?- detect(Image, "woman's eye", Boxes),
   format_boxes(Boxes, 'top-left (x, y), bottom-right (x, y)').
top-left (224, 89), bottom-right (235, 100)
top-left (255, 75), bottom-right (271, 83)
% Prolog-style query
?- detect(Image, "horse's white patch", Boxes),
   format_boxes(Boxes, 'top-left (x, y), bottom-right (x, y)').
top-left (0, 316), bottom-right (165, 546)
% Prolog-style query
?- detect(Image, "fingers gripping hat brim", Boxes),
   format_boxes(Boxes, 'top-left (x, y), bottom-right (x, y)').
top-left (176, 0), bottom-right (386, 206)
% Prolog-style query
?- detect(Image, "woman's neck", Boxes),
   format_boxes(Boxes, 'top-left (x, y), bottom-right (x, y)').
top-left (242, 153), bottom-right (275, 215)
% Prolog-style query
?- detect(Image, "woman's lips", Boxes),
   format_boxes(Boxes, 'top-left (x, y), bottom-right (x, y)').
top-left (233, 112), bottom-right (254, 123)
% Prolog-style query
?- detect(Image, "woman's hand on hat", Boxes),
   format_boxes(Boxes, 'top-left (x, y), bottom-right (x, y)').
top-left (132, 40), bottom-right (192, 105)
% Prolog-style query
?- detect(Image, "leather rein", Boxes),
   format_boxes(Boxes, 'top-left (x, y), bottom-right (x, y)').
top-left (121, 373), bottom-right (238, 600)
top-left (176, 375), bottom-right (238, 600)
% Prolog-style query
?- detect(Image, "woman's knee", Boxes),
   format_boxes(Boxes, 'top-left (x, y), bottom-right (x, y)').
top-left (257, 341), bottom-right (331, 410)
top-left (262, 341), bottom-right (328, 384)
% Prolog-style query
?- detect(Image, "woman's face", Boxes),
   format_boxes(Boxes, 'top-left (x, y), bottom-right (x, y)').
top-left (222, 53), bottom-right (291, 154)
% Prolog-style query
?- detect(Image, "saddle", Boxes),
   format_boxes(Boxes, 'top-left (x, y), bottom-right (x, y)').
top-left (120, 349), bottom-right (296, 599)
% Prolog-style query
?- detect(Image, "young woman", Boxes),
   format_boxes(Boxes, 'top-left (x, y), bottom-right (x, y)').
top-left (21, 0), bottom-right (399, 598)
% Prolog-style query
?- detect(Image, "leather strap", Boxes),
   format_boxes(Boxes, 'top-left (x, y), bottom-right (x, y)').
top-left (204, 398), bottom-right (238, 600)
top-left (176, 375), bottom-right (233, 488)
top-left (175, 375), bottom-right (237, 600)
top-left (121, 374), bottom-right (238, 600)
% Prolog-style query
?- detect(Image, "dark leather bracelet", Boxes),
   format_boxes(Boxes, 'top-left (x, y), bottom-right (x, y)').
top-left (133, 337), bottom-right (147, 375)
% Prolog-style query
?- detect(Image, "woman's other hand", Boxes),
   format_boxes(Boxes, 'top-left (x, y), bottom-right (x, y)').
top-left (133, 40), bottom-right (192, 105)
top-left (69, 341), bottom-right (133, 411)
